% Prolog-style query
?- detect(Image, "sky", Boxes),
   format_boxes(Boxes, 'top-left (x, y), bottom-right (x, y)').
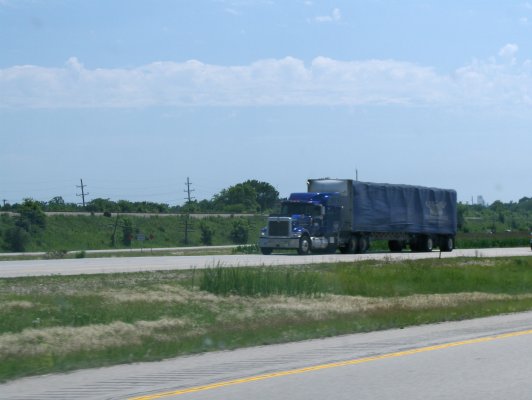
top-left (1, 0), bottom-right (531, 206)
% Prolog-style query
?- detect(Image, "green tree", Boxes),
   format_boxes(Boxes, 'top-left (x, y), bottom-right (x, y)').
top-left (117, 200), bottom-right (134, 213)
top-left (230, 219), bottom-right (249, 244)
top-left (199, 221), bottom-right (215, 245)
top-left (213, 183), bottom-right (259, 213)
top-left (210, 181), bottom-right (279, 213)
top-left (4, 226), bottom-right (30, 252)
top-left (87, 198), bottom-right (119, 213)
top-left (181, 200), bottom-right (199, 213)
top-left (47, 196), bottom-right (66, 211)
top-left (16, 198), bottom-right (46, 233)
top-left (243, 180), bottom-right (279, 212)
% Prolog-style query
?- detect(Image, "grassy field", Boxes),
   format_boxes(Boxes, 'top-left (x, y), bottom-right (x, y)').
top-left (1, 213), bottom-right (529, 255)
top-left (9, 214), bottom-right (265, 252)
top-left (1, 256), bottom-right (532, 382)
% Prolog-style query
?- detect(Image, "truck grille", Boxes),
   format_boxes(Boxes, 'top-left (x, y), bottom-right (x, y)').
top-left (268, 220), bottom-right (290, 236)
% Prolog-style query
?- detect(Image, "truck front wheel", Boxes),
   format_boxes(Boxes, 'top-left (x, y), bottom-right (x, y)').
top-left (298, 236), bottom-right (311, 255)
top-left (260, 247), bottom-right (272, 255)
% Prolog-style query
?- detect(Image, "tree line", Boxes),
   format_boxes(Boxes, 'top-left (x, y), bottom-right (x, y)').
top-left (458, 197), bottom-right (532, 233)
top-left (0, 180), bottom-right (280, 215)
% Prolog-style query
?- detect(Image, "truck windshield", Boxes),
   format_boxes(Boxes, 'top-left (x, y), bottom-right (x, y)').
top-left (281, 203), bottom-right (321, 217)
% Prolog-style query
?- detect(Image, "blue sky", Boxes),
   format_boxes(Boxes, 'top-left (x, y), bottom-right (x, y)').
top-left (1, 0), bottom-right (531, 205)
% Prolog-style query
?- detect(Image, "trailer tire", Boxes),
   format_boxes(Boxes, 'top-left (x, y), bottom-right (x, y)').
top-left (388, 240), bottom-right (403, 252)
top-left (260, 247), bottom-right (272, 255)
top-left (440, 236), bottom-right (454, 252)
top-left (347, 236), bottom-right (358, 254)
top-left (358, 236), bottom-right (369, 253)
top-left (297, 236), bottom-right (311, 255)
top-left (422, 236), bottom-right (434, 252)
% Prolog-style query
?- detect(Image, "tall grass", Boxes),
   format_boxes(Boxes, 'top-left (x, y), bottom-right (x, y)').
top-left (199, 257), bottom-right (532, 297)
top-left (200, 266), bottom-right (324, 296)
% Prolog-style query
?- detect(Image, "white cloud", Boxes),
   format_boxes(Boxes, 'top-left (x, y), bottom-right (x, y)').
top-left (225, 8), bottom-right (240, 15)
top-left (1, 52), bottom-right (532, 110)
top-left (498, 43), bottom-right (519, 58)
top-left (314, 8), bottom-right (341, 23)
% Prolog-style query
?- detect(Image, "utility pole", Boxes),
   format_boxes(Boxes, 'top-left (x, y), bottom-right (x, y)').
top-left (182, 177), bottom-right (195, 245)
top-left (183, 214), bottom-right (190, 245)
top-left (2, 199), bottom-right (7, 207)
top-left (76, 179), bottom-right (89, 207)
top-left (184, 177), bottom-right (195, 203)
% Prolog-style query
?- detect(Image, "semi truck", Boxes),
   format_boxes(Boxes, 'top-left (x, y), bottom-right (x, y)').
top-left (259, 178), bottom-right (457, 255)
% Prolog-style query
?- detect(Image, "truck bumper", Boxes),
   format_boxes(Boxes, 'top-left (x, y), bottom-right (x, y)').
top-left (259, 237), bottom-right (300, 250)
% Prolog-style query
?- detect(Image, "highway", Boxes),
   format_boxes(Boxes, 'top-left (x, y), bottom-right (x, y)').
top-left (1, 311), bottom-right (532, 399)
top-left (0, 247), bottom-right (530, 278)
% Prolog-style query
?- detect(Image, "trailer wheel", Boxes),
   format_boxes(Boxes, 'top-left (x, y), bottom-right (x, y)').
top-left (347, 236), bottom-right (358, 254)
top-left (260, 247), bottom-right (272, 255)
top-left (358, 236), bottom-right (369, 253)
top-left (297, 236), bottom-right (311, 255)
top-left (440, 236), bottom-right (454, 252)
top-left (388, 240), bottom-right (403, 252)
top-left (422, 236), bottom-right (434, 252)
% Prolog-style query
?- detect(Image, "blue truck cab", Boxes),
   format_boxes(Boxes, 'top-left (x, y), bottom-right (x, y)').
top-left (259, 192), bottom-right (343, 255)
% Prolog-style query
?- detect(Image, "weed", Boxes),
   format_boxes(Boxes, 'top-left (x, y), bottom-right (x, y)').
top-left (231, 244), bottom-right (260, 254)
top-left (75, 251), bottom-right (86, 258)
top-left (44, 249), bottom-right (67, 259)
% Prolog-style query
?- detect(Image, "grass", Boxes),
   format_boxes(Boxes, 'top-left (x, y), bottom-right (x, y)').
top-left (200, 257), bottom-right (532, 297)
top-left (0, 246), bottom-right (238, 262)
top-left (2, 213), bottom-right (529, 256)
top-left (1, 214), bottom-right (265, 253)
top-left (456, 231), bottom-right (530, 248)
top-left (0, 256), bottom-right (532, 382)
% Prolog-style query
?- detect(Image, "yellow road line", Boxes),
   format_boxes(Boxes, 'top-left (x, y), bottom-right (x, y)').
top-left (129, 329), bottom-right (532, 400)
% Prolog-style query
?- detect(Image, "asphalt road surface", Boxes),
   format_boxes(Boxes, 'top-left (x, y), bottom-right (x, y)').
top-left (0, 247), bottom-right (530, 278)
top-left (2, 311), bottom-right (532, 399)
